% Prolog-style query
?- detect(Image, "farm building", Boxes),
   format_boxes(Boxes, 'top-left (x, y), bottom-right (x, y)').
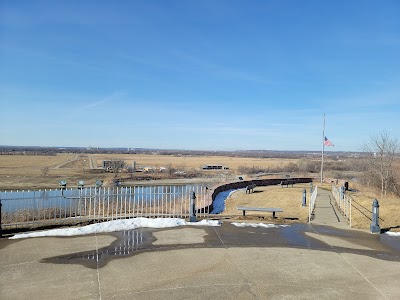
top-left (202, 164), bottom-right (229, 170)
top-left (102, 160), bottom-right (125, 170)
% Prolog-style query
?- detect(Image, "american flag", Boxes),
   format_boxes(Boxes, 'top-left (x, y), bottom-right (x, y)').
top-left (324, 136), bottom-right (334, 146)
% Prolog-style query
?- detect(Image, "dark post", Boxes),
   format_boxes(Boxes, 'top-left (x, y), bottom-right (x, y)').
top-left (0, 199), bottom-right (2, 237)
top-left (340, 186), bottom-right (345, 200)
top-left (370, 199), bottom-right (381, 234)
top-left (310, 182), bottom-right (313, 193)
top-left (302, 189), bottom-right (307, 206)
top-left (189, 191), bottom-right (196, 222)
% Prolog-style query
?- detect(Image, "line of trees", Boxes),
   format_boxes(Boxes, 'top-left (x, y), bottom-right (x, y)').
top-left (237, 159), bottom-right (361, 176)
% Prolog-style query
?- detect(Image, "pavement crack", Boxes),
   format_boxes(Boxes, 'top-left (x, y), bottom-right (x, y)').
top-left (339, 253), bottom-right (389, 300)
top-left (309, 224), bottom-right (389, 299)
top-left (95, 233), bottom-right (102, 300)
top-left (211, 226), bottom-right (260, 300)
top-left (307, 224), bottom-right (334, 249)
top-left (212, 226), bottom-right (226, 247)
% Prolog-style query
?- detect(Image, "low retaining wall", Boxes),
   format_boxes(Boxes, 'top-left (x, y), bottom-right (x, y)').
top-left (205, 178), bottom-right (313, 213)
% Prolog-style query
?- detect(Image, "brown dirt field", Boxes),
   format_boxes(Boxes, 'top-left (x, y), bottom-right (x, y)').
top-left (221, 183), bottom-right (310, 222)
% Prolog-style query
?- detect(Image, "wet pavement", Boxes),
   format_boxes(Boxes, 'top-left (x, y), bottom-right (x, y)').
top-left (33, 223), bottom-right (400, 270)
top-left (1, 221), bottom-right (400, 299)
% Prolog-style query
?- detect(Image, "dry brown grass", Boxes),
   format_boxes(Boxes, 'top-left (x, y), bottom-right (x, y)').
top-left (91, 153), bottom-right (298, 171)
top-left (0, 153), bottom-right (305, 190)
top-left (0, 154), bottom-right (75, 173)
top-left (220, 182), bottom-right (400, 230)
top-left (345, 183), bottom-right (400, 231)
top-left (221, 183), bottom-right (310, 222)
top-left (0, 154), bottom-right (105, 190)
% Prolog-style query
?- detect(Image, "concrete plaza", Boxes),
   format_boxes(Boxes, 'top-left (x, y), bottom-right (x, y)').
top-left (1, 220), bottom-right (400, 300)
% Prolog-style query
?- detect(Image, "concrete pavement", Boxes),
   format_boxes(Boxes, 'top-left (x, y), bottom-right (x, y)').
top-left (310, 188), bottom-right (348, 228)
top-left (1, 222), bottom-right (400, 300)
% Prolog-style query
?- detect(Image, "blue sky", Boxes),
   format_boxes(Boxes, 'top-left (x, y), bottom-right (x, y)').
top-left (1, 0), bottom-right (399, 151)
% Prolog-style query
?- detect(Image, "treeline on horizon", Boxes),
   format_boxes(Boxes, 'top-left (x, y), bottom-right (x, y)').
top-left (0, 146), bottom-right (363, 159)
top-left (238, 159), bottom-right (365, 175)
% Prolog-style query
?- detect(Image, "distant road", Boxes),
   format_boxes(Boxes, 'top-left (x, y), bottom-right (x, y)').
top-left (88, 154), bottom-right (98, 169)
top-left (53, 154), bottom-right (79, 169)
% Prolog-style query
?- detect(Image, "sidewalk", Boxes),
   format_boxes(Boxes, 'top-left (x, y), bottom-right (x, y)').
top-left (310, 188), bottom-right (349, 228)
top-left (1, 222), bottom-right (400, 299)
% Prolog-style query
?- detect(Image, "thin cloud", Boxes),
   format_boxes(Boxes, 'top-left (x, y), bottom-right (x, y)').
top-left (0, 44), bottom-right (105, 74)
top-left (62, 91), bottom-right (126, 121)
top-left (80, 92), bottom-right (123, 110)
top-left (173, 50), bottom-right (280, 85)
top-left (117, 54), bottom-right (183, 73)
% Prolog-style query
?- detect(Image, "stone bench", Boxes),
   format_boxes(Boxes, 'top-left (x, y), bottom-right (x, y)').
top-left (237, 206), bottom-right (283, 218)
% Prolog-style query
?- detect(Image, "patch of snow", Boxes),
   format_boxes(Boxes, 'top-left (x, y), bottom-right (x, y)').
top-left (211, 189), bottom-right (239, 214)
top-left (385, 232), bottom-right (400, 237)
top-left (188, 219), bottom-right (221, 226)
top-left (9, 218), bottom-right (221, 240)
top-left (231, 222), bottom-right (289, 228)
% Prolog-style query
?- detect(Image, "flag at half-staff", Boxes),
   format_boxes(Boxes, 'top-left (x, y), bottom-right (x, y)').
top-left (324, 136), bottom-right (334, 147)
top-left (321, 114), bottom-right (334, 183)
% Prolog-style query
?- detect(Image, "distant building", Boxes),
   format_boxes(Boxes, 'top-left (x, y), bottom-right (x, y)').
top-left (143, 166), bottom-right (155, 172)
top-left (102, 160), bottom-right (125, 170)
top-left (202, 165), bottom-right (229, 170)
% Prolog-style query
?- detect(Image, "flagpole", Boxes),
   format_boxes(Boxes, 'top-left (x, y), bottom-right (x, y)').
top-left (320, 113), bottom-right (325, 183)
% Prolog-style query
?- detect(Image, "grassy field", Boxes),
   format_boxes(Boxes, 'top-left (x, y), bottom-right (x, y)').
top-left (220, 182), bottom-right (400, 231)
top-left (0, 154), bottom-right (103, 190)
top-left (220, 183), bottom-right (310, 222)
top-left (0, 153), bottom-right (304, 190)
top-left (344, 183), bottom-right (400, 231)
top-left (91, 153), bottom-right (299, 171)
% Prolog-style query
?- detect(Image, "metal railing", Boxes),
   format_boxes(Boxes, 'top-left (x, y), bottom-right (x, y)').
top-left (331, 185), bottom-right (352, 227)
top-left (308, 185), bottom-right (318, 222)
top-left (0, 185), bottom-right (209, 230)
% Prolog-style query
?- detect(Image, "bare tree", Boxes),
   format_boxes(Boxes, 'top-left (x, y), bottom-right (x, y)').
top-left (41, 166), bottom-right (49, 177)
top-left (361, 131), bottom-right (399, 197)
top-left (105, 159), bottom-right (126, 178)
top-left (167, 164), bottom-right (176, 176)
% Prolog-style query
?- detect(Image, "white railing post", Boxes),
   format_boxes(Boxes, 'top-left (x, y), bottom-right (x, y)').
top-left (309, 185), bottom-right (318, 222)
top-left (350, 195), bottom-right (352, 227)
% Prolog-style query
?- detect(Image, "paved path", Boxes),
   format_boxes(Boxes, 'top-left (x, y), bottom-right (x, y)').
top-left (310, 188), bottom-right (348, 228)
top-left (1, 222), bottom-right (400, 299)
